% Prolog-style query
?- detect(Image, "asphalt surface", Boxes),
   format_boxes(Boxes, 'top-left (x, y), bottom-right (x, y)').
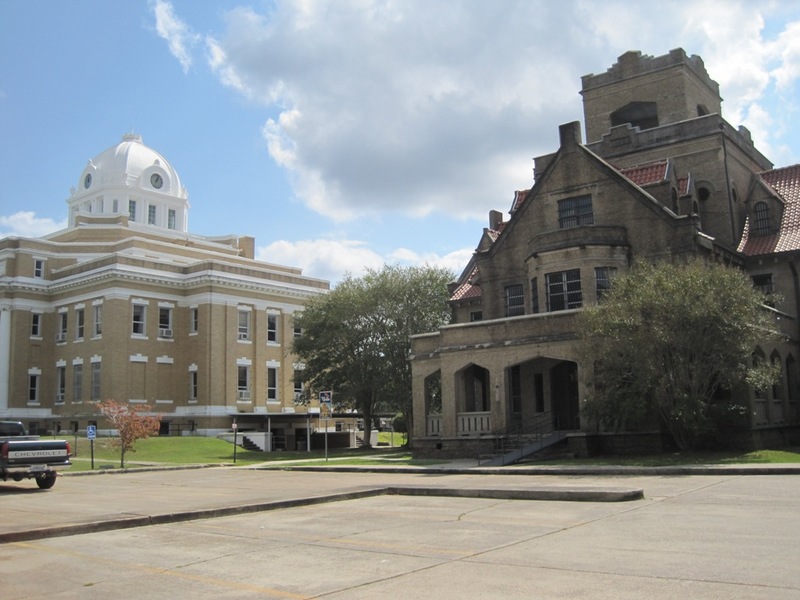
top-left (2, 462), bottom-right (799, 598)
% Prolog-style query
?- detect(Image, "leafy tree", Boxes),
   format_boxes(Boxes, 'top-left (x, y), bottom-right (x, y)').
top-left (98, 400), bottom-right (161, 468)
top-left (579, 259), bottom-right (779, 450)
top-left (293, 264), bottom-right (453, 447)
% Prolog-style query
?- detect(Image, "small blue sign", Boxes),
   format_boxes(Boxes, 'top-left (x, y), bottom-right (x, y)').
top-left (86, 425), bottom-right (97, 440)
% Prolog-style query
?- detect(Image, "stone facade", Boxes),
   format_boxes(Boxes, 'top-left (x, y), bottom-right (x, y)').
top-left (411, 49), bottom-right (800, 457)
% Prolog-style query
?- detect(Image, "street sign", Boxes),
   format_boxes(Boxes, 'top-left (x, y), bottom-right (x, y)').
top-left (319, 391), bottom-right (333, 418)
top-left (86, 425), bottom-right (96, 440)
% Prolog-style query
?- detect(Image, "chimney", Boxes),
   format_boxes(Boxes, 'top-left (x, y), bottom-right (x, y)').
top-left (489, 210), bottom-right (504, 230)
top-left (559, 121), bottom-right (583, 151)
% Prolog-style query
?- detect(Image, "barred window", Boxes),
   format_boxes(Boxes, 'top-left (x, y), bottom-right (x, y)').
top-left (505, 284), bottom-right (524, 317)
top-left (752, 202), bottom-right (771, 236)
top-left (595, 267), bottom-right (617, 300)
top-left (558, 195), bottom-right (593, 229)
top-left (546, 269), bottom-right (582, 311)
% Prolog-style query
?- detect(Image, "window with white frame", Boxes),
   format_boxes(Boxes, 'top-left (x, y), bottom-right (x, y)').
top-left (93, 303), bottom-right (103, 337)
top-left (237, 366), bottom-right (251, 400)
top-left (158, 306), bottom-right (173, 338)
top-left (237, 309), bottom-right (251, 340)
top-left (267, 367), bottom-right (278, 401)
top-left (31, 312), bottom-right (42, 337)
top-left (267, 313), bottom-right (279, 343)
top-left (75, 308), bottom-right (85, 340)
top-left (293, 368), bottom-right (304, 401)
top-left (57, 312), bottom-right (67, 342)
top-left (190, 307), bottom-right (198, 333)
top-left (73, 364), bottom-right (83, 402)
top-left (148, 205), bottom-right (157, 225)
top-left (28, 373), bottom-right (40, 404)
top-left (34, 258), bottom-right (45, 278)
top-left (189, 370), bottom-right (198, 402)
top-left (91, 362), bottom-right (101, 401)
top-left (132, 303), bottom-right (147, 336)
top-left (546, 269), bottom-right (583, 311)
top-left (129, 199), bottom-right (137, 221)
top-left (56, 366), bottom-right (66, 404)
top-left (168, 209), bottom-right (176, 230)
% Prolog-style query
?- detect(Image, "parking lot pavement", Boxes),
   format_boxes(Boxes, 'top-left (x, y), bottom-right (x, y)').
top-left (2, 469), bottom-right (799, 599)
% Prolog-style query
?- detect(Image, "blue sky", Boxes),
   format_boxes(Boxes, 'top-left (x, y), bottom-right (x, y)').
top-left (2, 1), bottom-right (800, 283)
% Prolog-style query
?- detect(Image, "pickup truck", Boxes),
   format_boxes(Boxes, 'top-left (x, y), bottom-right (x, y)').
top-left (0, 421), bottom-right (71, 489)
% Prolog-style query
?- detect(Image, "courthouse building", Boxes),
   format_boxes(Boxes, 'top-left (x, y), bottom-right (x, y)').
top-left (0, 134), bottom-right (330, 447)
top-left (411, 49), bottom-right (800, 458)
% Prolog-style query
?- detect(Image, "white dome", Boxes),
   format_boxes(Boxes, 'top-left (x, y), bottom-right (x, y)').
top-left (79, 133), bottom-right (184, 197)
top-left (68, 134), bottom-right (190, 232)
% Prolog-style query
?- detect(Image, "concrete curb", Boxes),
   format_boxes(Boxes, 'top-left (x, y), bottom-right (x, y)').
top-left (0, 483), bottom-right (643, 544)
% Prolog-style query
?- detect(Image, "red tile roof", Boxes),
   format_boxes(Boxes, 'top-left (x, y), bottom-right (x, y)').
top-left (618, 159), bottom-right (669, 186)
top-left (450, 267), bottom-right (481, 301)
top-left (739, 164), bottom-right (800, 255)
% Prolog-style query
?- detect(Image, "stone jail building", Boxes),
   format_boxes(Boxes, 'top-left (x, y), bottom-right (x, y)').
top-left (0, 134), bottom-right (334, 449)
top-left (410, 49), bottom-right (800, 458)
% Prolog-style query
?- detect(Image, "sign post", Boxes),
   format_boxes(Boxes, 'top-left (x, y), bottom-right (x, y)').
top-left (86, 425), bottom-right (96, 470)
top-left (319, 391), bottom-right (332, 462)
top-left (232, 419), bottom-right (238, 464)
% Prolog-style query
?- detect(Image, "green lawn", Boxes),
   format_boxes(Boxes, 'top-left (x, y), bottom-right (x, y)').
top-left (63, 435), bottom-right (800, 472)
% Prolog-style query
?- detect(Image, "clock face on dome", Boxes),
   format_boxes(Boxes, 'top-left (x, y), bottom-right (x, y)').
top-left (84, 173), bottom-right (92, 189)
top-left (150, 173), bottom-right (163, 189)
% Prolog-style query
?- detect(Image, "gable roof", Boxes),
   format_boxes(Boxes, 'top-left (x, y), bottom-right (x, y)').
top-left (738, 164), bottom-right (800, 256)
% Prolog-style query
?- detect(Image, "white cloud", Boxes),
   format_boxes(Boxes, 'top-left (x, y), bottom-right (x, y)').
top-left (152, 0), bottom-right (200, 74)
top-left (257, 237), bottom-right (471, 283)
top-left (166, 1), bottom-right (800, 225)
top-left (0, 212), bottom-right (67, 238)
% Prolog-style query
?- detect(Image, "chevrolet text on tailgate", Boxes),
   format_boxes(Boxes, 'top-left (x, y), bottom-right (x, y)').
top-left (0, 421), bottom-right (71, 489)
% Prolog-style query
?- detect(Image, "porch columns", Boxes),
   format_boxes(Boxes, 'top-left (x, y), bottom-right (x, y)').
top-left (490, 364), bottom-right (508, 434)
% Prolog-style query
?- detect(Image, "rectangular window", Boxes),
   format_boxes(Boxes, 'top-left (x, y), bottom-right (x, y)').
top-left (238, 309), bottom-right (250, 340)
top-left (56, 366), bottom-right (66, 404)
top-left (509, 365), bottom-right (522, 414)
top-left (505, 284), bottom-right (524, 317)
top-left (753, 273), bottom-right (775, 307)
top-left (112, 199), bottom-right (119, 213)
top-left (28, 374), bottom-right (39, 403)
top-left (558, 195), bottom-right (593, 229)
top-left (132, 304), bottom-right (147, 335)
top-left (595, 267), bottom-right (616, 300)
top-left (267, 368), bottom-right (277, 401)
top-left (91, 362), bottom-right (101, 401)
top-left (158, 306), bottom-right (173, 338)
top-left (237, 366), bottom-right (250, 400)
top-left (168, 209), bottom-right (176, 230)
top-left (93, 304), bottom-right (103, 337)
top-left (148, 204), bottom-right (157, 225)
top-left (546, 269), bottom-right (583, 311)
top-left (267, 313), bottom-right (278, 343)
top-left (470, 311), bottom-right (483, 322)
top-left (34, 259), bottom-right (45, 278)
top-left (75, 308), bottom-right (85, 340)
top-left (189, 371), bottom-right (198, 402)
top-left (31, 313), bottom-right (42, 337)
top-left (190, 308), bottom-right (198, 333)
top-left (293, 369), bottom-right (304, 401)
top-left (57, 312), bottom-right (67, 343)
top-left (73, 364), bottom-right (83, 402)
top-left (531, 277), bottom-right (540, 314)
top-left (293, 325), bottom-right (302, 338)
top-left (129, 200), bottom-right (137, 221)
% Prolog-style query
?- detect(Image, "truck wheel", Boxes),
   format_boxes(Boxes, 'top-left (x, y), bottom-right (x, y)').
top-left (36, 473), bottom-right (57, 489)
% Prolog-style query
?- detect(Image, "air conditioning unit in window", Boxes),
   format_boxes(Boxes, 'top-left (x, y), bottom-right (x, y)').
top-left (159, 328), bottom-right (173, 338)
top-left (237, 332), bottom-right (249, 340)
top-left (55, 333), bottom-right (66, 343)
top-left (237, 390), bottom-right (251, 401)
top-left (55, 393), bottom-right (65, 403)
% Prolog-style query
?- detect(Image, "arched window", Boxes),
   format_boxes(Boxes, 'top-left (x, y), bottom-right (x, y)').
top-left (752, 202), bottom-right (771, 236)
